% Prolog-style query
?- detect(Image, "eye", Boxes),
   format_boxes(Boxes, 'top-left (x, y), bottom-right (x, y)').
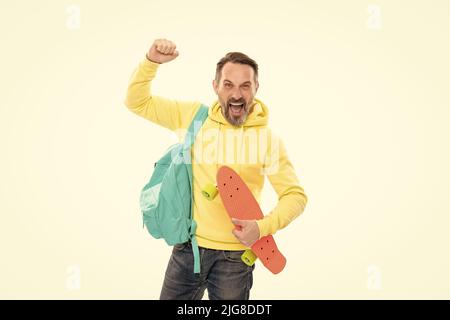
top-left (224, 83), bottom-right (232, 88)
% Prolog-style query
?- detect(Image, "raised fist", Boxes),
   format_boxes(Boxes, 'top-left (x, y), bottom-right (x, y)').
top-left (146, 39), bottom-right (179, 64)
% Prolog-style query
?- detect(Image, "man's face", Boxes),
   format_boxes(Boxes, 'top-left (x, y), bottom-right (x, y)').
top-left (213, 62), bottom-right (259, 127)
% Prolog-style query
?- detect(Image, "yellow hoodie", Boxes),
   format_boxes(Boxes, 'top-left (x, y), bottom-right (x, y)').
top-left (125, 56), bottom-right (308, 250)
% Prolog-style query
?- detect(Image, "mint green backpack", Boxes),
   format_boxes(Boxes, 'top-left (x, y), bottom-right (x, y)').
top-left (140, 105), bottom-right (209, 274)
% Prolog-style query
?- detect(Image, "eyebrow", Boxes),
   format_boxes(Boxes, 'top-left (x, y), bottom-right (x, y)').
top-left (223, 79), bottom-right (252, 85)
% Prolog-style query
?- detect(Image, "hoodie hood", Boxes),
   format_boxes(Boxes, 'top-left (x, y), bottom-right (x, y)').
top-left (208, 98), bottom-right (269, 127)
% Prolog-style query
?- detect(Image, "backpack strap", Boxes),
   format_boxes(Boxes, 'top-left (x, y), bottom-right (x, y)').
top-left (183, 105), bottom-right (209, 149)
top-left (184, 104), bottom-right (209, 274)
top-left (189, 220), bottom-right (200, 273)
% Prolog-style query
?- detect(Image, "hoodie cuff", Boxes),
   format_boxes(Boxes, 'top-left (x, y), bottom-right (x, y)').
top-left (256, 218), bottom-right (271, 238)
top-left (142, 54), bottom-right (160, 71)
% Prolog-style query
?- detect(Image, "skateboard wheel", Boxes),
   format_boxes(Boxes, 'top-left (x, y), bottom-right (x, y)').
top-left (202, 183), bottom-right (218, 200)
top-left (241, 249), bottom-right (258, 266)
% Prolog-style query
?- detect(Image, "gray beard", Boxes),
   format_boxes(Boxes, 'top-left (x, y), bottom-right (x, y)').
top-left (222, 105), bottom-right (248, 127)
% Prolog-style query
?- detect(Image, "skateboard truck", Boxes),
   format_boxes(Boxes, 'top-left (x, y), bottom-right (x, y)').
top-left (241, 249), bottom-right (258, 266)
top-left (201, 183), bottom-right (218, 200)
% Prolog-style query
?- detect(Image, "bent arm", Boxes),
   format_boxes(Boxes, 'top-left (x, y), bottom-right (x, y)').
top-left (257, 137), bottom-right (308, 237)
top-left (124, 56), bottom-right (201, 131)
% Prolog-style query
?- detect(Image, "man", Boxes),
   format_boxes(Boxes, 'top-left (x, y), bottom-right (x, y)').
top-left (125, 38), bottom-right (307, 300)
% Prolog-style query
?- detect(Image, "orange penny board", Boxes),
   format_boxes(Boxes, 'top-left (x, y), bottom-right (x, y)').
top-left (217, 166), bottom-right (286, 274)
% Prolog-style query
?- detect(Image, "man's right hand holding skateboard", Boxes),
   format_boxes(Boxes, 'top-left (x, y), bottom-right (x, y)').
top-left (231, 218), bottom-right (260, 248)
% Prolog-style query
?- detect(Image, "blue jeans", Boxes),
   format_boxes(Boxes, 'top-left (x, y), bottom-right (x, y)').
top-left (160, 242), bottom-right (255, 300)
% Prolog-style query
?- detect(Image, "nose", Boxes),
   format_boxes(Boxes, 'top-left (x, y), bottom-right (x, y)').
top-left (231, 87), bottom-right (243, 100)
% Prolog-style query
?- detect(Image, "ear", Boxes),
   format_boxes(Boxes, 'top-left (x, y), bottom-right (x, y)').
top-left (212, 79), bottom-right (219, 95)
top-left (255, 80), bottom-right (259, 93)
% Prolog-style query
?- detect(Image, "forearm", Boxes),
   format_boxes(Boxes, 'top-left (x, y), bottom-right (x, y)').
top-left (256, 188), bottom-right (307, 237)
top-left (124, 56), bottom-right (160, 116)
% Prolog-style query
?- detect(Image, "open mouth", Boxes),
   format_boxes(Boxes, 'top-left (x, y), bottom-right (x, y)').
top-left (228, 102), bottom-right (245, 116)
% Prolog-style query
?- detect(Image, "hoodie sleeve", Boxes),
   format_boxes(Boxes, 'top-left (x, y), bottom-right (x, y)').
top-left (256, 135), bottom-right (308, 237)
top-left (124, 55), bottom-right (202, 131)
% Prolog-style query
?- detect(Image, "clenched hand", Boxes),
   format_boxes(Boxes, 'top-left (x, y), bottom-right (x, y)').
top-left (231, 218), bottom-right (260, 248)
top-left (146, 38), bottom-right (179, 64)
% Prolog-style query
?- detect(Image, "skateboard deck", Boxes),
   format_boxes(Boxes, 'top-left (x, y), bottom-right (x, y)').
top-left (216, 166), bottom-right (286, 274)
